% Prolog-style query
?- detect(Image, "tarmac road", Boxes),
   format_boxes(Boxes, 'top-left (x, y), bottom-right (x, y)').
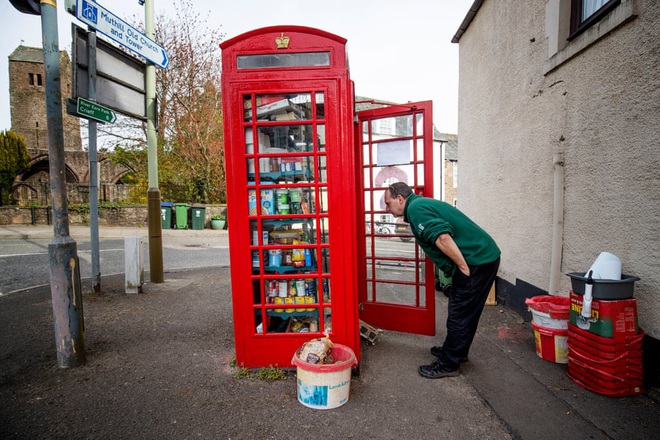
top-left (0, 236), bottom-right (230, 294)
top-left (0, 225), bottom-right (658, 439)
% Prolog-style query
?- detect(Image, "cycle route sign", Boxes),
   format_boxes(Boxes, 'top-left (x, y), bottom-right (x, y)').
top-left (74, 0), bottom-right (169, 69)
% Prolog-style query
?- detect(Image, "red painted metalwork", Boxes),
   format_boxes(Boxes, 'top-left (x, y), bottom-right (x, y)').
top-left (355, 101), bottom-right (436, 336)
top-left (221, 26), bottom-right (360, 368)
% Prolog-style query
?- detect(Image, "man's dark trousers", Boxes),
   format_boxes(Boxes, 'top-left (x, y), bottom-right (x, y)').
top-left (441, 258), bottom-right (501, 369)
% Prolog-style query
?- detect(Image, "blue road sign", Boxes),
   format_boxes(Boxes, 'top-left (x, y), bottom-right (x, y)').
top-left (75, 0), bottom-right (169, 69)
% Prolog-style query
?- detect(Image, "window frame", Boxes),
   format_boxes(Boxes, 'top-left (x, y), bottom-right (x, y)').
top-left (569, 0), bottom-right (621, 40)
top-left (544, 0), bottom-right (636, 74)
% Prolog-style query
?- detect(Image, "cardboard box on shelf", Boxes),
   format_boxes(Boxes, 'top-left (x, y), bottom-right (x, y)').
top-left (248, 188), bottom-right (275, 215)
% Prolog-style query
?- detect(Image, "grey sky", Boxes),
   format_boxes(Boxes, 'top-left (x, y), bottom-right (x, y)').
top-left (1, 0), bottom-right (472, 135)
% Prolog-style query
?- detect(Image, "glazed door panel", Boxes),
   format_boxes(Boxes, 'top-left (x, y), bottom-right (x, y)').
top-left (356, 101), bottom-right (435, 335)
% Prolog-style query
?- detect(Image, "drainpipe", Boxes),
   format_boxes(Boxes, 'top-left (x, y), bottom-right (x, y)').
top-left (549, 153), bottom-right (564, 296)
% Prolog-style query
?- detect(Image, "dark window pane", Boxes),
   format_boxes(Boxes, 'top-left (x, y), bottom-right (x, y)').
top-left (237, 52), bottom-right (330, 69)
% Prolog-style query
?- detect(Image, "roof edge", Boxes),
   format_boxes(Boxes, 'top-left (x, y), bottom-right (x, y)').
top-left (220, 25), bottom-right (347, 50)
top-left (451, 0), bottom-right (485, 44)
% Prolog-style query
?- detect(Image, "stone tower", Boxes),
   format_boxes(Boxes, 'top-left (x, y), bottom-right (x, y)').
top-left (8, 45), bottom-right (81, 151)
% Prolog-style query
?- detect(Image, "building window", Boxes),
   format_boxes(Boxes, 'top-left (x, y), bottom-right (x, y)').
top-left (377, 118), bottom-right (394, 136)
top-left (569, 0), bottom-right (621, 40)
top-left (28, 73), bottom-right (42, 87)
top-left (544, 0), bottom-right (634, 74)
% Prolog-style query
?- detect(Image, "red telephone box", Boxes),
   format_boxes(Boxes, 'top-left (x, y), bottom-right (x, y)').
top-left (221, 26), bottom-right (436, 369)
top-left (221, 26), bottom-right (360, 368)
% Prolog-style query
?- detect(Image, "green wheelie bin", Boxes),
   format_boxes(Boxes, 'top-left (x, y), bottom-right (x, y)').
top-left (161, 202), bottom-right (173, 229)
top-left (191, 205), bottom-right (206, 230)
top-left (174, 203), bottom-right (189, 229)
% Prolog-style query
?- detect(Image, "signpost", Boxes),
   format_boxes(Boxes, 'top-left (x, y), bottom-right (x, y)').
top-left (71, 24), bottom-right (147, 121)
top-left (74, 0), bottom-right (169, 69)
top-left (76, 97), bottom-right (116, 124)
top-left (65, 0), bottom-right (167, 285)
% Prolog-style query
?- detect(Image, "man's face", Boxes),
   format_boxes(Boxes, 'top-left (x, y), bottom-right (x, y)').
top-left (384, 190), bottom-right (405, 217)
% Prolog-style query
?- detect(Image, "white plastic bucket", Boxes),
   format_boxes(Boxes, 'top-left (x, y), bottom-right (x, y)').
top-left (525, 296), bottom-right (570, 330)
top-left (530, 309), bottom-right (569, 330)
top-left (292, 344), bottom-right (357, 410)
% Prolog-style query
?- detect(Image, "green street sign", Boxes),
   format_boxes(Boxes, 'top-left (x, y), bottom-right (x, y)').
top-left (76, 97), bottom-right (116, 124)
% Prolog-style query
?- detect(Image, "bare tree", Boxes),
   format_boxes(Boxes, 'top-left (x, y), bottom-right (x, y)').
top-left (107, 0), bottom-right (226, 203)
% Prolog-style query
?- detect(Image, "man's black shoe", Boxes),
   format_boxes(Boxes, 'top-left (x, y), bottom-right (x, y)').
top-left (430, 346), bottom-right (468, 363)
top-left (418, 359), bottom-right (460, 379)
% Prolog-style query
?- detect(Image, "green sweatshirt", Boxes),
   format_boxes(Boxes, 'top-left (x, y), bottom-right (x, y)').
top-left (402, 194), bottom-right (500, 277)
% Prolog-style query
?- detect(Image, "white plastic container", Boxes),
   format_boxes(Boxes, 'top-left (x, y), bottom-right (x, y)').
top-left (525, 296), bottom-right (570, 330)
top-left (530, 309), bottom-right (569, 330)
top-left (587, 252), bottom-right (622, 280)
top-left (292, 344), bottom-right (357, 410)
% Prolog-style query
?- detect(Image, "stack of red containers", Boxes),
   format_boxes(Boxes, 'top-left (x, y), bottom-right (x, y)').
top-left (566, 272), bottom-right (644, 396)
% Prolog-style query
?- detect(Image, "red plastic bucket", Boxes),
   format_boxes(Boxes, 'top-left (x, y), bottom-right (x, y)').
top-left (566, 324), bottom-right (645, 397)
top-left (568, 351), bottom-right (644, 378)
top-left (291, 343), bottom-right (357, 410)
top-left (568, 343), bottom-right (643, 366)
top-left (532, 322), bottom-right (568, 364)
top-left (568, 324), bottom-right (644, 353)
top-left (526, 295), bottom-right (570, 329)
top-left (567, 368), bottom-right (645, 397)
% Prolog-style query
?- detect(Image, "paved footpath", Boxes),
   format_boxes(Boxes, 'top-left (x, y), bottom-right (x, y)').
top-left (0, 225), bottom-right (658, 439)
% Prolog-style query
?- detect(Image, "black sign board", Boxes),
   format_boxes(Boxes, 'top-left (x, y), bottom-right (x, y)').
top-left (71, 24), bottom-right (147, 120)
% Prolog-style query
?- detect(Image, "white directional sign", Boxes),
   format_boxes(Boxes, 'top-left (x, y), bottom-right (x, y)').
top-left (74, 0), bottom-right (169, 69)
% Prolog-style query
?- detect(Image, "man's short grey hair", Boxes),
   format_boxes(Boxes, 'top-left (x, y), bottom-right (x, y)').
top-left (387, 182), bottom-right (413, 199)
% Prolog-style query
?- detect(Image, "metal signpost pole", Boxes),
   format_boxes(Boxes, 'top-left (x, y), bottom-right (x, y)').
top-left (87, 29), bottom-right (101, 293)
top-left (69, 0), bottom-right (168, 284)
top-left (145, 0), bottom-right (164, 283)
top-left (41, 0), bottom-right (86, 368)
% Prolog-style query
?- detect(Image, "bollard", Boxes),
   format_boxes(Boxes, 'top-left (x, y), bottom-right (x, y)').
top-left (124, 236), bottom-right (144, 294)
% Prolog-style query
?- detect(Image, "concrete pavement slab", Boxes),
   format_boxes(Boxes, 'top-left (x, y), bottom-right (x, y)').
top-left (1, 265), bottom-right (658, 439)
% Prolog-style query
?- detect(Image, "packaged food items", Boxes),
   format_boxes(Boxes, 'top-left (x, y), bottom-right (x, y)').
top-left (296, 336), bottom-right (334, 364)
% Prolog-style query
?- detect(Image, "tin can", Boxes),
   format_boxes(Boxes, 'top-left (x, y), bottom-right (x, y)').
top-left (323, 279), bottom-right (330, 301)
top-left (289, 188), bottom-right (302, 203)
top-left (284, 297), bottom-right (294, 313)
top-left (296, 280), bottom-right (306, 296)
top-left (252, 230), bottom-right (259, 245)
top-left (269, 249), bottom-right (282, 267)
top-left (305, 295), bottom-right (315, 311)
top-left (274, 297), bottom-right (284, 312)
top-left (278, 281), bottom-right (288, 298)
top-left (294, 296), bottom-right (305, 312)
top-left (305, 278), bottom-right (316, 298)
top-left (252, 251), bottom-right (259, 268)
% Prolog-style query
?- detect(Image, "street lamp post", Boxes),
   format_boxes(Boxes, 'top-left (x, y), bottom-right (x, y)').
top-left (9, 0), bottom-right (86, 368)
top-left (144, 0), bottom-right (164, 283)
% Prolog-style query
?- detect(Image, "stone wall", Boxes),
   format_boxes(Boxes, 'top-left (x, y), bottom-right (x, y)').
top-left (9, 47), bottom-right (81, 151)
top-left (0, 205), bottom-right (227, 228)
